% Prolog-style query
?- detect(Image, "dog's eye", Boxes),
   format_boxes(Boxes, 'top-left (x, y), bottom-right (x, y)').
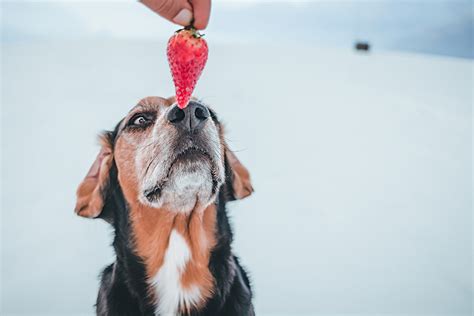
top-left (133, 116), bottom-right (148, 126)
top-left (127, 113), bottom-right (154, 129)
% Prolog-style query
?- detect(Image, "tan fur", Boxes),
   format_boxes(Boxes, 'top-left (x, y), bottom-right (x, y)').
top-left (179, 205), bottom-right (217, 312)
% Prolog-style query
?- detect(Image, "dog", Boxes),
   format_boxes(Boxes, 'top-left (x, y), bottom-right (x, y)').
top-left (75, 96), bottom-right (254, 316)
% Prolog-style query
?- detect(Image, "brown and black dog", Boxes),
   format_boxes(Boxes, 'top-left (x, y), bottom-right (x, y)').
top-left (75, 96), bottom-right (254, 315)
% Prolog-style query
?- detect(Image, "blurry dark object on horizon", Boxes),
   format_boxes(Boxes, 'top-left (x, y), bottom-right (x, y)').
top-left (355, 41), bottom-right (370, 52)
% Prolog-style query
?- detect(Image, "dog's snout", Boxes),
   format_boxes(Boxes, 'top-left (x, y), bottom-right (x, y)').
top-left (167, 101), bottom-right (210, 132)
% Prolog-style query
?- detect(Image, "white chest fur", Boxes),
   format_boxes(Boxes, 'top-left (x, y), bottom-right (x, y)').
top-left (150, 229), bottom-right (202, 316)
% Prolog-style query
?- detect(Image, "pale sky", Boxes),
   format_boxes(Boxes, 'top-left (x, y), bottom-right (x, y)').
top-left (3, 0), bottom-right (472, 58)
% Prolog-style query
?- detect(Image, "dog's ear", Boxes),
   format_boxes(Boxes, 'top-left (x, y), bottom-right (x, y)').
top-left (75, 135), bottom-right (113, 218)
top-left (226, 148), bottom-right (254, 200)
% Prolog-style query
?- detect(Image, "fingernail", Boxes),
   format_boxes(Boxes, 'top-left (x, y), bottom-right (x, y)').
top-left (173, 9), bottom-right (193, 26)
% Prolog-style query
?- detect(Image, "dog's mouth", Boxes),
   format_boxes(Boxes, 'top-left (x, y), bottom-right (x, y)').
top-left (173, 146), bottom-right (212, 164)
top-left (144, 146), bottom-right (220, 203)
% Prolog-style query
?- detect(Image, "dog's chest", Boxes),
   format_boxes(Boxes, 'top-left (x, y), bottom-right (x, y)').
top-left (150, 229), bottom-right (202, 316)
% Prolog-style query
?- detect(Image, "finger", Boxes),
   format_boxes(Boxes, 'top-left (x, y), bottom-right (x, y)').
top-left (190, 0), bottom-right (211, 29)
top-left (140, 0), bottom-right (194, 27)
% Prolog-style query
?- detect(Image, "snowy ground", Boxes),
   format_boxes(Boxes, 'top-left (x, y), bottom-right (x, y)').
top-left (1, 40), bottom-right (472, 315)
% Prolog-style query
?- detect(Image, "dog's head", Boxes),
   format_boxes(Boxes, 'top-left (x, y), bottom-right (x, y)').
top-left (75, 96), bottom-right (253, 218)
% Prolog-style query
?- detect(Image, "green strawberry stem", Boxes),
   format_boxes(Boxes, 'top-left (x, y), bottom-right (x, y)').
top-left (176, 25), bottom-right (204, 39)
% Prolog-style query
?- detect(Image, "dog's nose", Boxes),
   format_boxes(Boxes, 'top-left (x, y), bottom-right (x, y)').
top-left (167, 101), bottom-right (210, 132)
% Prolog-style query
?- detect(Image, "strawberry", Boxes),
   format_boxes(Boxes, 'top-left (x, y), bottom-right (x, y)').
top-left (167, 27), bottom-right (208, 109)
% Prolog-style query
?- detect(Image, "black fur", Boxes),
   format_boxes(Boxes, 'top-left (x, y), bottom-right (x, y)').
top-left (93, 123), bottom-right (254, 316)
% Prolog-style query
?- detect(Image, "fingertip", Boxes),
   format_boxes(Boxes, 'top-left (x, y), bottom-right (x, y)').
top-left (173, 8), bottom-right (193, 27)
top-left (193, 19), bottom-right (208, 30)
top-left (191, 0), bottom-right (211, 30)
top-left (141, 0), bottom-right (194, 27)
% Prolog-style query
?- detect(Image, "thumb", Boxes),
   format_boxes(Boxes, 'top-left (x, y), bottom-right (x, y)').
top-left (141, 0), bottom-right (194, 27)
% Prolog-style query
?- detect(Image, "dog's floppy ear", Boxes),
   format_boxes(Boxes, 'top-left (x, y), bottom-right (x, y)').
top-left (226, 148), bottom-right (254, 200)
top-left (75, 135), bottom-right (113, 218)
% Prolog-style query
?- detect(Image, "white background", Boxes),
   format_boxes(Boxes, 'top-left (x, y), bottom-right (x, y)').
top-left (1, 1), bottom-right (472, 315)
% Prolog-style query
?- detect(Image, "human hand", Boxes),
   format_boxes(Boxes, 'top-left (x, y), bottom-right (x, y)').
top-left (141, 0), bottom-right (211, 30)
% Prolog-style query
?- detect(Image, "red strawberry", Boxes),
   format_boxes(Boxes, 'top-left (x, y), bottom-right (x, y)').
top-left (167, 27), bottom-right (208, 109)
